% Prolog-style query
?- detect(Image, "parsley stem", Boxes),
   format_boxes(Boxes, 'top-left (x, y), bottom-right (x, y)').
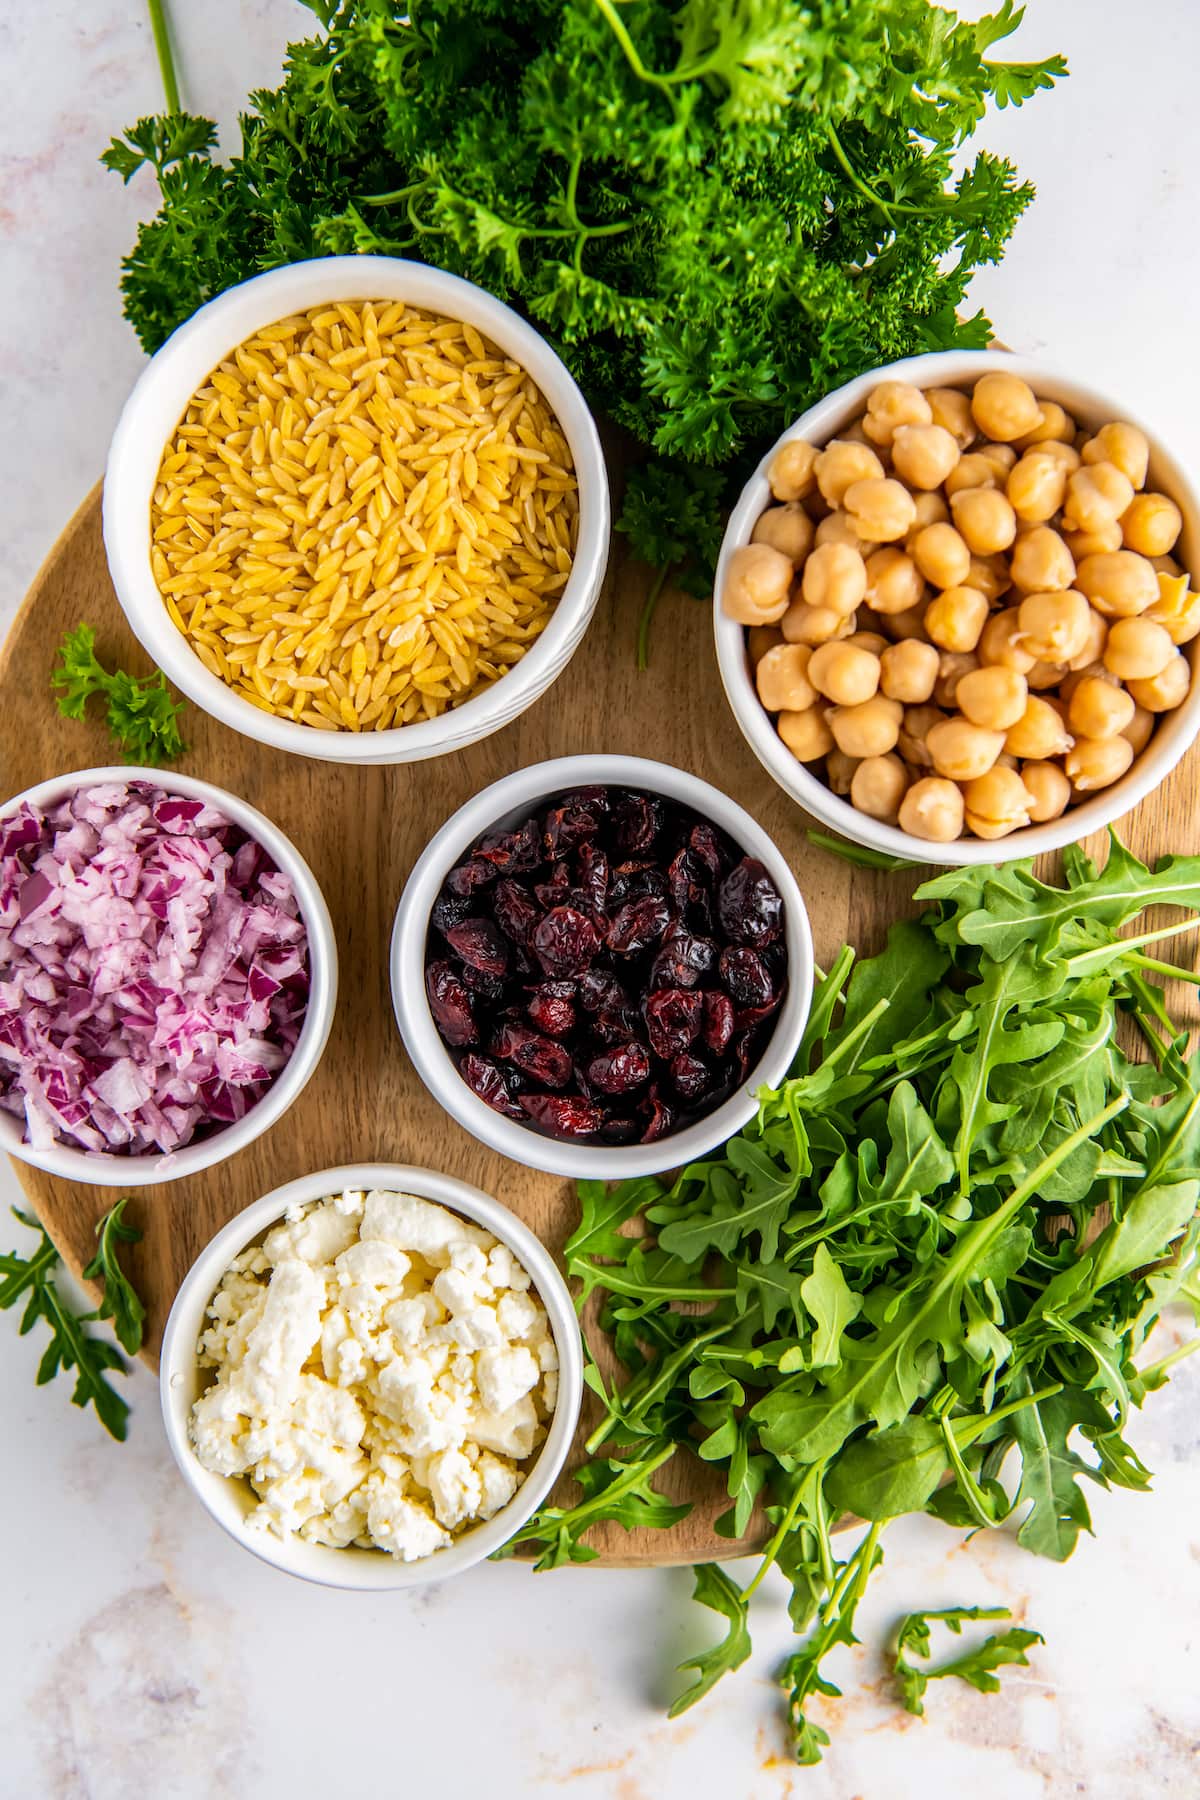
top-left (635, 563), bottom-right (672, 671)
top-left (146, 0), bottom-right (181, 115)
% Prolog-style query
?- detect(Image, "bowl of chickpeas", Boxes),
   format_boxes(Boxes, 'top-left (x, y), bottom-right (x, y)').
top-left (713, 350), bottom-right (1200, 862)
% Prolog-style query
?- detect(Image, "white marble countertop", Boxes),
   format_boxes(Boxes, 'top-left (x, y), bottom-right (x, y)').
top-left (2, 4), bottom-right (1199, 1796)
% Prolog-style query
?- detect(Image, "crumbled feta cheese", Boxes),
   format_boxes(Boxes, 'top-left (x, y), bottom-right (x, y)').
top-left (189, 1189), bottom-right (557, 1564)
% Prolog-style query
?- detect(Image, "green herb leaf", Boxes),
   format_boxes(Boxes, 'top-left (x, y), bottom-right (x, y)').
top-left (52, 624), bottom-right (187, 766)
top-left (670, 1564), bottom-right (752, 1716)
top-left (82, 1199), bottom-right (146, 1357)
top-left (894, 1605), bottom-right (1043, 1716)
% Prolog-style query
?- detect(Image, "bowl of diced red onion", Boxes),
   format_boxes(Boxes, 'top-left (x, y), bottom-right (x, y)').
top-left (0, 768), bottom-right (337, 1185)
top-left (390, 755), bottom-right (813, 1180)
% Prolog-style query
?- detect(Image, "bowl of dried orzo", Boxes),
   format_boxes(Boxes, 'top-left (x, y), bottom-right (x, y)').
top-left (103, 257), bottom-right (610, 763)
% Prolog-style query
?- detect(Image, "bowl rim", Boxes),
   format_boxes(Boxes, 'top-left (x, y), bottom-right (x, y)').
top-left (102, 255), bottom-right (611, 766)
top-left (0, 765), bottom-right (337, 1185)
top-left (712, 347), bottom-right (1200, 867)
top-left (390, 753), bottom-right (814, 1180)
top-left (158, 1160), bottom-right (584, 1590)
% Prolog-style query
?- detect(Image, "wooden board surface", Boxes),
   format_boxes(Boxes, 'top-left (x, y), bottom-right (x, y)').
top-left (3, 482), bottom-right (1198, 1565)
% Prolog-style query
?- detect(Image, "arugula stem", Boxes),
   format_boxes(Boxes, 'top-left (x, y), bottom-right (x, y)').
top-left (1138, 1334), bottom-right (1200, 1387)
top-left (1130, 954), bottom-right (1200, 987)
top-left (147, 0), bottom-right (181, 115)
top-left (635, 564), bottom-right (672, 671)
top-left (743, 1479), bottom-right (807, 1600)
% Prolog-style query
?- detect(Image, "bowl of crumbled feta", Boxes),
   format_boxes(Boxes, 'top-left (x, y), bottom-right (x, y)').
top-left (159, 1162), bottom-right (583, 1587)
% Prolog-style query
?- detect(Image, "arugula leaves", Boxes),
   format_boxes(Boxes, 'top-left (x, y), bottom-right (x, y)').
top-left (1, 1202), bottom-right (146, 1441)
top-left (894, 1606), bottom-right (1043, 1716)
top-left (53, 624), bottom-right (187, 767)
top-left (513, 833), bottom-right (1199, 1762)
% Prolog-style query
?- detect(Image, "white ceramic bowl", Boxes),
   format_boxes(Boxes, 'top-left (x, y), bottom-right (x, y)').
top-left (160, 1161), bottom-right (584, 1590)
top-left (104, 256), bottom-right (610, 766)
top-left (714, 349), bottom-right (1200, 866)
top-left (0, 766), bottom-right (336, 1185)
top-left (391, 754), bottom-right (813, 1180)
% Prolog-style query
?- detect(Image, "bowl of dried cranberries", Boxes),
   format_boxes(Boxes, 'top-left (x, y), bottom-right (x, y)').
top-left (390, 755), bottom-right (813, 1178)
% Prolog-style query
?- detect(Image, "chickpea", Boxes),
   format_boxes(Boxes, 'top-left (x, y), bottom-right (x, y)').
top-left (963, 764), bottom-right (1033, 839)
top-left (863, 381), bottom-right (933, 448)
top-left (944, 453), bottom-right (1001, 497)
top-left (883, 603), bottom-right (932, 643)
top-left (1149, 573), bottom-right (1200, 646)
top-left (808, 640), bottom-right (882, 707)
top-left (1007, 452), bottom-right (1068, 524)
top-left (968, 555), bottom-right (1013, 603)
top-left (935, 651), bottom-right (980, 709)
top-left (1065, 607), bottom-right (1108, 672)
top-left (747, 625), bottom-right (784, 666)
top-left (778, 706), bottom-right (834, 762)
top-left (912, 522), bottom-right (971, 589)
top-left (1015, 588), bottom-right (1092, 662)
top-left (1021, 760), bottom-right (1072, 822)
top-left (815, 439), bottom-right (886, 507)
top-left (781, 600), bottom-right (856, 646)
top-left (956, 665), bottom-right (1029, 731)
top-left (1005, 695), bottom-right (1073, 760)
top-left (891, 423), bottom-right (960, 490)
top-left (1101, 616), bottom-right (1175, 682)
top-left (756, 642), bottom-right (819, 712)
top-left (1014, 401), bottom-right (1076, 448)
top-left (1127, 654), bottom-right (1192, 713)
top-left (1082, 421), bottom-right (1150, 490)
top-left (851, 753), bottom-right (910, 823)
top-left (1031, 439), bottom-right (1082, 472)
top-left (1058, 661), bottom-right (1110, 704)
top-left (1123, 704), bottom-right (1155, 756)
top-left (1068, 676), bottom-right (1135, 740)
top-left (1064, 522), bottom-right (1123, 559)
top-left (845, 630), bottom-right (889, 655)
top-left (899, 704), bottom-right (947, 768)
top-left (1075, 551), bottom-right (1159, 618)
top-left (1066, 735), bottom-right (1135, 792)
top-left (880, 639), bottom-right (940, 704)
top-left (899, 776), bottom-right (965, 843)
top-left (828, 694), bottom-right (903, 759)
top-left (1027, 659), bottom-right (1067, 691)
top-left (1010, 527), bottom-right (1076, 595)
top-left (815, 510), bottom-right (867, 550)
top-left (925, 586), bottom-right (989, 654)
top-left (752, 502), bottom-right (815, 563)
top-left (904, 489), bottom-right (951, 543)
top-left (950, 486), bottom-right (1017, 557)
top-left (926, 716), bottom-right (1004, 781)
top-left (864, 547), bottom-right (925, 615)
top-left (800, 541), bottom-right (866, 617)
top-left (971, 370), bottom-right (1042, 442)
top-left (1065, 462), bottom-right (1136, 535)
top-left (923, 387), bottom-right (973, 448)
top-left (826, 747), bottom-right (859, 795)
top-left (722, 542), bottom-right (794, 624)
top-left (978, 442), bottom-right (1019, 478)
top-left (844, 477), bottom-right (917, 545)
top-left (1122, 492), bottom-right (1183, 558)
top-left (767, 438), bottom-right (818, 502)
top-left (979, 608), bottom-right (1037, 674)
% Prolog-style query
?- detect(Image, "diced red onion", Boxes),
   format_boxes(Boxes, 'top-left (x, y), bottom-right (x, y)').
top-left (0, 781), bottom-right (310, 1156)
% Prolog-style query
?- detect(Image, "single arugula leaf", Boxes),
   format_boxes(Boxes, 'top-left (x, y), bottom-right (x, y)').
top-left (874, 1081), bottom-right (955, 1211)
top-left (1011, 1384), bottom-right (1108, 1562)
top-left (499, 1443), bottom-right (689, 1569)
top-left (82, 1199), bottom-right (145, 1357)
top-left (655, 1137), bottom-right (802, 1262)
top-left (670, 1564), bottom-right (752, 1715)
top-left (779, 1522), bottom-right (884, 1764)
top-left (800, 1243), bottom-right (862, 1368)
top-left (894, 1605), bottom-right (1043, 1716)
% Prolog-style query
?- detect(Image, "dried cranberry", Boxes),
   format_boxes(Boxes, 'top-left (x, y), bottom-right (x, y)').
top-left (460, 1053), bottom-right (523, 1118)
top-left (431, 891), bottom-right (474, 934)
top-left (689, 822), bottom-right (729, 883)
top-left (567, 888), bottom-right (607, 933)
top-left (527, 983), bottom-right (576, 1038)
top-left (578, 969), bottom-right (626, 1014)
top-left (609, 861), bottom-right (668, 905)
top-left (718, 858), bottom-right (784, 947)
top-left (734, 995), bottom-right (783, 1031)
top-left (702, 990), bottom-right (735, 1053)
top-left (730, 1029), bottom-right (759, 1081)
top-left (605, 895), bottom-right (671, 955)
top-left (445, 917), bottom-right (509, 976)
top-left (644, 988), bottom-right (703, 1059)
top-left (520, 1094), bottom-right (603, 1137)
top-left (535, 864), bottom-right (571, 908)
top-left (445, 857), bottom-right (496, 896)
top-left (576, 841), bottom-right (609, 913)
top-left (493, 879), bottom-right (541, 948)
top-left (597, 1114), bottom-right (640, 1145)
top-left (460, 963), bottom-right (506, 1001)
top-left (669, 1051), bottom-right (712, 1102)
top-left (650, 928), bottom-right (718, 990)
top-left (668, 848), bottom-right (714, 930)
top-left (492, 1021), bottom-right (574, 1088)
top-left (640, 1091), bottom-right (675, 1142)
top-left (532, 905), bottom-right (600, 977)
top-left (592, 1001), bottom-right (643, 1046)
top-left (587, 1040), bottom-right (652, 1095)
top-left (425, 961), bottom-right (477, 1046)
top-left (719, 946), bottom-right (773, 1008)
top-left (612, 792), bottom-right (660, 853)
top-left (544, 792), bottom-right (607, 858)
top-left (475, 816), bottom-right (541, 871)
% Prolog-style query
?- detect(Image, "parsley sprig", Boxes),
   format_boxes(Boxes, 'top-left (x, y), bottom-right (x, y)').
top-left (512, 832), bottom-right (1200, 1762)
top-left (52, 624), bottom-right (187, 767)
top-left (1, 1201), bottom-right (146, 1441)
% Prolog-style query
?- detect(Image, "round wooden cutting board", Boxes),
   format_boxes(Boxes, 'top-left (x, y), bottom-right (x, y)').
top-left (3, 483), bottom-right (1197, 1565)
